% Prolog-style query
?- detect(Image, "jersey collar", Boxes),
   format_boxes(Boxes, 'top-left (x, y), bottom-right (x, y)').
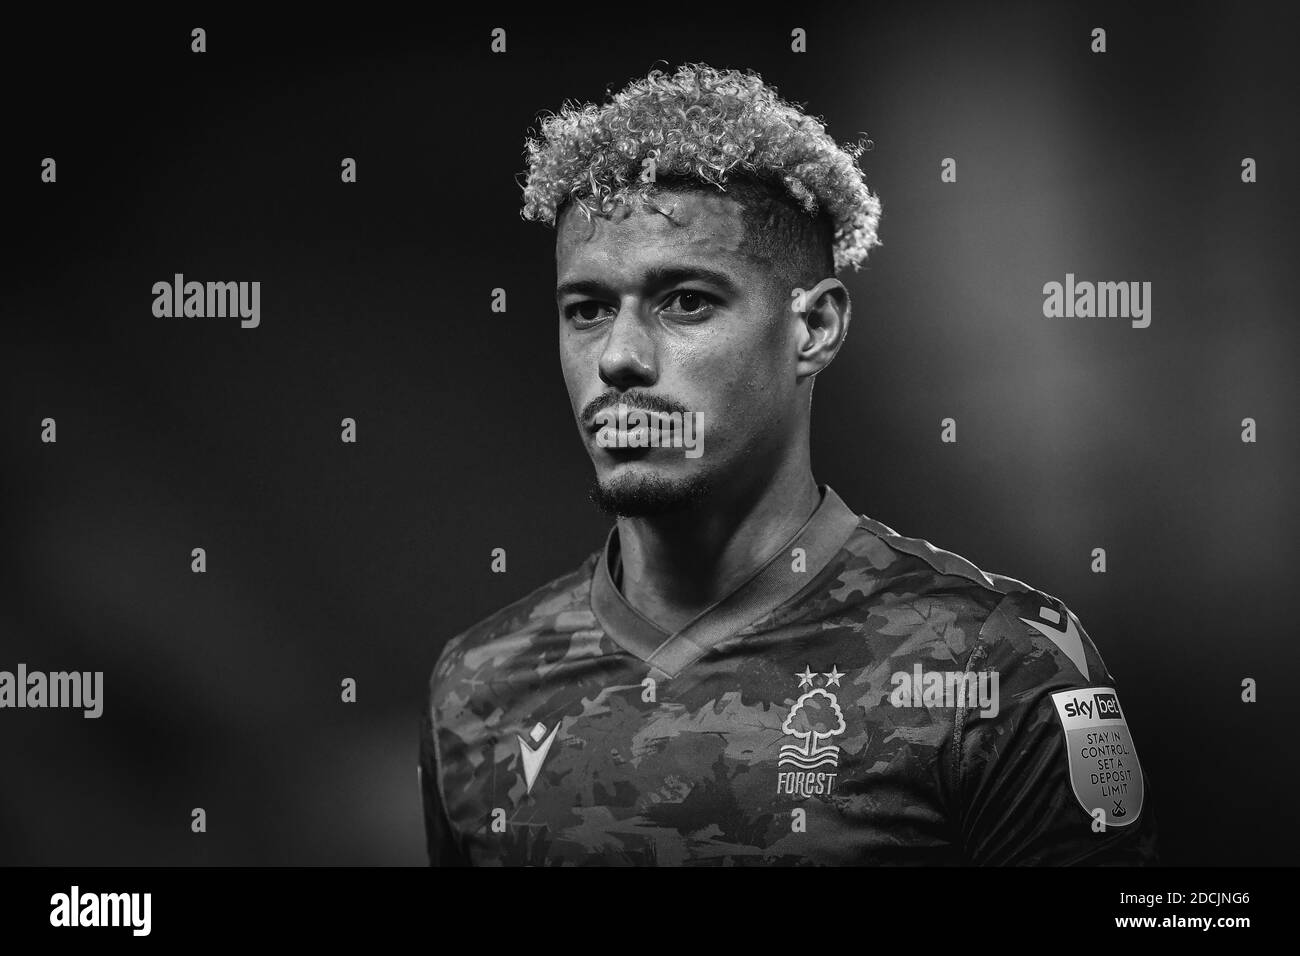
top-left (590, 484), bottom-right (862, 678)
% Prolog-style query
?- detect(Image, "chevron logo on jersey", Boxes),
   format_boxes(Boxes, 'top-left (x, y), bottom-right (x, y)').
top-left (516, 721), bottom-right (560, 794)
top-left (1020, 605), bottom-right (1090, 679)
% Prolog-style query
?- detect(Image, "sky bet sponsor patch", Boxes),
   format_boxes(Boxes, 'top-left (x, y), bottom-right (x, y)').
top-left (1050, 687), bottom-right (1145, 826)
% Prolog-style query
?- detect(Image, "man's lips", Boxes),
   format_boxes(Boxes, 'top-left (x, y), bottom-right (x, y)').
top-left (585, 406), bottom-right (677, 433)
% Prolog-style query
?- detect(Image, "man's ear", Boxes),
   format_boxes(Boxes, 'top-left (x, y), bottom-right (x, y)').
top-left (790, 278), bottom-right (851, 378)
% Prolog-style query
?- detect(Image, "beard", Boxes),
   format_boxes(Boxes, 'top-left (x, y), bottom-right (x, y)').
top-left (587, 467), bottom-right (713, 518)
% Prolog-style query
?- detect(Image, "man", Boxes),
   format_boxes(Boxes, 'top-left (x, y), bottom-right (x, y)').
top-left (419, 63), bottom-right (1158, 865)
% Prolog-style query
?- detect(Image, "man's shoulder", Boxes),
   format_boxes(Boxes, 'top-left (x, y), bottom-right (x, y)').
top-left (430, 547), bottom-right (603, 689)
top-left (844, 514), bottom-right (1111, 684)
top-left (844, 512), bottom-right (1053, 610)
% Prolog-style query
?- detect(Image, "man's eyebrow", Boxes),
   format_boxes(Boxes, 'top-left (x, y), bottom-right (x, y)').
top-left (555, 265), bottom-right (742, 302)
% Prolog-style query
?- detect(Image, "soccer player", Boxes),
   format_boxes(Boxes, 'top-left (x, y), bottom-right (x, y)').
top-left (419, 63), bottom-right (1158, 865)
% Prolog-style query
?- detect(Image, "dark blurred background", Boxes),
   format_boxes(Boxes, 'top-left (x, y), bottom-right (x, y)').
top-left (2, 1), bottom-right (1297, 865)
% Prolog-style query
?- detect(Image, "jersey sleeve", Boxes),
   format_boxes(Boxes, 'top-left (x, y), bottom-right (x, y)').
top-left (952, 589), bottom-right (1159, 865)
top-left (419, 655), bottom-right (471, 867)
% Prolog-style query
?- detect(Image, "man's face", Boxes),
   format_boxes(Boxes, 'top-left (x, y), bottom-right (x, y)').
top-left (555, 188), bottom-right (802, 517)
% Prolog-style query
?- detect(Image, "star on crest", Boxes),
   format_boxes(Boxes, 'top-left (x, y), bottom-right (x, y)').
top-left (796, 665), bottom-right (817, 689)
top-left (822, 665), bottom-right (844, 687)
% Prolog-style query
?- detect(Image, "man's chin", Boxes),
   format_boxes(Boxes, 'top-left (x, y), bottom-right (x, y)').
top-left (587, 468), bottom-right (712, 518)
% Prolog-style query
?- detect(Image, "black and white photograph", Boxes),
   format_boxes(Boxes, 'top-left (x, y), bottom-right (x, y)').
top-left (2, 0), bottom-right (1295, 940)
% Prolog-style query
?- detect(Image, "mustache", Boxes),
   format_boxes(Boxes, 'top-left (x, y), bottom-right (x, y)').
top-left (580, 391), bottom-right (690, 430)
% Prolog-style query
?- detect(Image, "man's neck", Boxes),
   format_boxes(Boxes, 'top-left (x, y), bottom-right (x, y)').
top-left (616, 469), bottom-right (822, 633)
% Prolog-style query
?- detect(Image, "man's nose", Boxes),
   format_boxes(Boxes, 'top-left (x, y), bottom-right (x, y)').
top-left (597, 307), bottom-right (657, 389)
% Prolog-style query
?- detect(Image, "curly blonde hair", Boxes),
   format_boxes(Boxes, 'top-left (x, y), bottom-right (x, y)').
top-left (520, 62), bottom-right (883, 273)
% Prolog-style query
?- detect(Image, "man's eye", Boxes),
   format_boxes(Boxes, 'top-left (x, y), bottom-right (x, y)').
top-left (568, 302), bottom-right (611, 323)
top-left (664, 291), bottom-right (712, 314)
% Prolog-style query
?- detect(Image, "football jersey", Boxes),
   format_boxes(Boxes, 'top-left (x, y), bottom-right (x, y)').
top-left (419, 485), bottom-right (1158, 865)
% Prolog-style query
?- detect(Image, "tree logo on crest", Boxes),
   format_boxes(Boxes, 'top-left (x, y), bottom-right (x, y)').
top-left (780, 687), bottom-right (846, 770)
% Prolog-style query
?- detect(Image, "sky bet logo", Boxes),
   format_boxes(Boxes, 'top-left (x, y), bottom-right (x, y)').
top-left (1062, 692), bottom-right (1122, 721)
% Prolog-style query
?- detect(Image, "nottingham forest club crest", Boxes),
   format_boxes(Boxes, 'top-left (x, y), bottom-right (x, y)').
top-left (777, 665), bottom-right (847, 798)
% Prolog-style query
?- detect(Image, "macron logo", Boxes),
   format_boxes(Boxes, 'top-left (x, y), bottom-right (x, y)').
top-left (1020, 606), bottom-right (1089, 680)
top-left (517, 721), bottom-right (560, 794)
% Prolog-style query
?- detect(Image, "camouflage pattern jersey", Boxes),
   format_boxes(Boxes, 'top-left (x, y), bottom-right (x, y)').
top-left (419, 485), bottom-right (1158, 865)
